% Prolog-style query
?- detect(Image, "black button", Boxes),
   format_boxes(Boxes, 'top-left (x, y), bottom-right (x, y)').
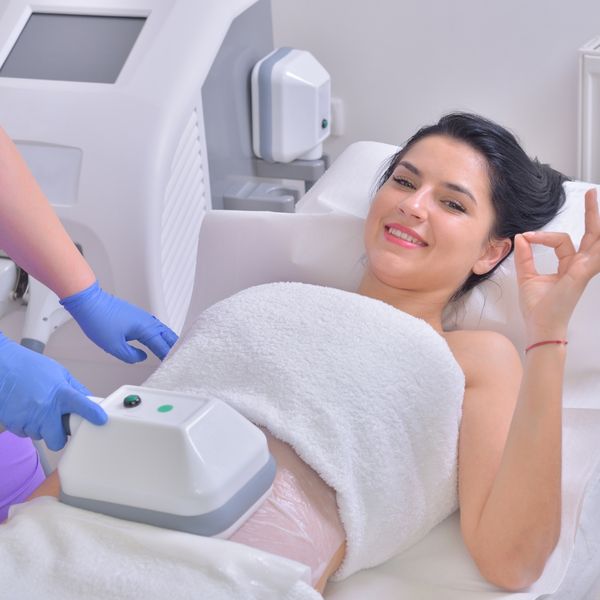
top-left (123, 394), bottom-right (142, 408)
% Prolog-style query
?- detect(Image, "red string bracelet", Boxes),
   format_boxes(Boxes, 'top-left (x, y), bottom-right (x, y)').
top-left (525, 340), bottom-right (568, 354)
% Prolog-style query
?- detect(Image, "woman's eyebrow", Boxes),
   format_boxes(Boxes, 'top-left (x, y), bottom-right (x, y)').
top-left (397, 160), bottom-right (420, 176)
top-left (397, 160), bottom-right (477, 206)
top-left (445, 182), bottom-right (478, 206)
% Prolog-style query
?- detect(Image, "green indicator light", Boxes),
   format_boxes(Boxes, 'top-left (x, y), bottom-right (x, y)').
top-left (321, 118), bottom-right (328, 129)
top-left (157, 404), bottom-right (174, 413)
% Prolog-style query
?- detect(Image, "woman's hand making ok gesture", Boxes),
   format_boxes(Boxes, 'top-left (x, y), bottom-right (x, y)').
top-left (514, 188), bottom-right (600, 344)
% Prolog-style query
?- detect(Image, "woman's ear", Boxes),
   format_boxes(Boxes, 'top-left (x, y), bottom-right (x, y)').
top-left (472, 237), bottom-right (512, 275)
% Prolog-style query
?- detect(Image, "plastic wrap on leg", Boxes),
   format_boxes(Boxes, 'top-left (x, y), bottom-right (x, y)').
top-left (229, 429), bottom-right (346, 586)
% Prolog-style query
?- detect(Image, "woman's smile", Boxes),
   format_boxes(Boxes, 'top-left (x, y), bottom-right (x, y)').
top-left (383, 223), bottom-right (428, 248)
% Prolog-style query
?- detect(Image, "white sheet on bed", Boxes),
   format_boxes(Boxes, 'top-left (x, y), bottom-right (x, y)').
top-left (549, 465), bottom-right (600, 599)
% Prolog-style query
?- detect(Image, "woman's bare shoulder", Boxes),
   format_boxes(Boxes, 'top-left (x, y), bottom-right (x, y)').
top-left (443, 329), bottom-right (521, 385)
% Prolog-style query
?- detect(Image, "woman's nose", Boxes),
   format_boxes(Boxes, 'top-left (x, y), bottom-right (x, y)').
top-left (397, 188), bottom-right (429, 220)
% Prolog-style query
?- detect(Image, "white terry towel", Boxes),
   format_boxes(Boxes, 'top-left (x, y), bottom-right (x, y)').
top-left (0, 497), bottom-right (319, 600)
top-left (147, 282), bottom-right (465, 579)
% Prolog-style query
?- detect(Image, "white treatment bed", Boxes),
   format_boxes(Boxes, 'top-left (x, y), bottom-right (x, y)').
top-left (2, 142), bottom-right (600, 600)
top-left (185, 141), bottom-right (600, 600)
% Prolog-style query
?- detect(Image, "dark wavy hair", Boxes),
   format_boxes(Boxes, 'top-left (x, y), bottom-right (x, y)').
top-left (375, 112), bottom-right (568, 301)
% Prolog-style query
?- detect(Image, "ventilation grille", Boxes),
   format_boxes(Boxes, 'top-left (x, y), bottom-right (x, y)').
top-left (161, 109), bottom-right (208, 333)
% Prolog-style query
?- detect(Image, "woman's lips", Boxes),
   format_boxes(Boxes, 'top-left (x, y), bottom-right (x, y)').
top-left (384, 224), bottom-right (428, 248)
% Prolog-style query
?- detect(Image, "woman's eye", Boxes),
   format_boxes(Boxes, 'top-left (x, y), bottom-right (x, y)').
top-left (443, 200), bottom-right (467, 213)
top-left (392, 176), bottom-right (415, 189)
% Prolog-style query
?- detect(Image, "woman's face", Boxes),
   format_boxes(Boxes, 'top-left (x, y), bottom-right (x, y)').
top-left (363, 134), bottom-right (509, 300)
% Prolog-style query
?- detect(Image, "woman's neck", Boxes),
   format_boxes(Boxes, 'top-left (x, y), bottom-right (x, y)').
top-left (356, 272), bottom-right (449, 333)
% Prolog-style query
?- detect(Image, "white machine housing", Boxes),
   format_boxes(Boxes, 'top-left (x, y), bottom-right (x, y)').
top-left (0, 0), bottom-right (273, 392)
top-left (0, 0), bottom-right (265, 333)
top-left (252, 47), bottom-right (331, 163)
top-left (59, 385), bottom-right (276, 537)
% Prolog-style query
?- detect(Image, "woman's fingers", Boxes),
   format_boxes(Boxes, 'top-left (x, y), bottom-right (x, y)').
top-left (580, 187), bottom-right (600, 252)
top-left (521, 231), bottom-right (576, 265)
top-left (514, 233), bottom-right (538, 284)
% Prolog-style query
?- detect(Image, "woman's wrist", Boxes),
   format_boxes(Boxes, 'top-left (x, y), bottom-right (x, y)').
top-left (525, 325), bottom-right (568, 348)
top-left (525, 339), bottom-right (568, 354)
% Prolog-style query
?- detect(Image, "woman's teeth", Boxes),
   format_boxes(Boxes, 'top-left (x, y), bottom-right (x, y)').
top-left (386, 226), bottom-right (425, 245)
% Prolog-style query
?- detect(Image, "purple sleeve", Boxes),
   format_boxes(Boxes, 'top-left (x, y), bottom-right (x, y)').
top-left (0, 432), bottom-right (46, 521)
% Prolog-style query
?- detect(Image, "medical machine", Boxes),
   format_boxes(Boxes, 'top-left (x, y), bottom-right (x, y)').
top-left (58, 385), bottom-right (276, 537)
top-left (0, 0), bottom-right (270, 339)
top-left (0, 0), bottom-right (331, 393)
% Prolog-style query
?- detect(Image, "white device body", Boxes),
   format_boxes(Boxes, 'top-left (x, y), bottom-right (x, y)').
top-left (0, 258), bottom-right (18, 321)
top-left (252, 48), bottom-right (331, 163)
top-left (0, 0), bottom-right (258, 338)
top-left (59, 385), bottom-right (275, 537)
top-left (22, 276), bottom-right (72, 348)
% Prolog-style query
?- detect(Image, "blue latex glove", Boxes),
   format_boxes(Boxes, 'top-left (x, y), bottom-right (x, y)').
top-left (60, 281), bottom-right (178, 363)
top-left (0, 334), bottom-right (107, 450)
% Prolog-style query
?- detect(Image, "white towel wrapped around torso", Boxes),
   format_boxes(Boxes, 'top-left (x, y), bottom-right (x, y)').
top-left (146, 282), bottom-right (465, 579)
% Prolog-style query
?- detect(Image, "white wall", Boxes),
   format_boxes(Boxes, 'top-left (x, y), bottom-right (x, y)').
top-left (271, 0), bottom-right (600, 179)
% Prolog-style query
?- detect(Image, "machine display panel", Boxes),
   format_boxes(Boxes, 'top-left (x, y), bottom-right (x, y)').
top-left (0, 13), bottom-right (146, 83)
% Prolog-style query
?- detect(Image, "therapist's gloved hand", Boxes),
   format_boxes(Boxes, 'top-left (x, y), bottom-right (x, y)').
top-left (0, 333), bottom-right (107, 450)
top-left (60, 281), bottom-right (178, 363)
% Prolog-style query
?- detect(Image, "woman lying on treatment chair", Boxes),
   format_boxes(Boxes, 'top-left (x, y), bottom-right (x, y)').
top-left (30, 113), bottom-right (600, 594)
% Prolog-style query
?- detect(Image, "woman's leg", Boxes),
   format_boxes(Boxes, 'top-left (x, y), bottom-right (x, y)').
top-left (27, 469), bottom-right (60, 500)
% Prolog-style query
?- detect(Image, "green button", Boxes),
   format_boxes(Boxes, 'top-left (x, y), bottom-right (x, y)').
top-left (321, 118), bottom-right (328, 129)
top-left (157, 404), bottom-right (173, 413)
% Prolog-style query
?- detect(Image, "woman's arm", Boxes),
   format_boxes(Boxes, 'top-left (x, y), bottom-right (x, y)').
top-left (458, 331), bottom-right (562, 591)
top-left (0, 126), bottom-right (95, 298)
top-left (459, 188), bottom-right (600, 590)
